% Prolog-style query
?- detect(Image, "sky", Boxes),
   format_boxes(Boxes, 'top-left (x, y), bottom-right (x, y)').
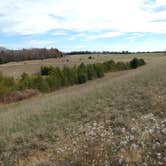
top-left (0, 0), bottom-right (166, 52)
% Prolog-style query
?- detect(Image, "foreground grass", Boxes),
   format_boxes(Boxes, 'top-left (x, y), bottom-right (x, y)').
top-left (0, 55), bottom-right (166, 165)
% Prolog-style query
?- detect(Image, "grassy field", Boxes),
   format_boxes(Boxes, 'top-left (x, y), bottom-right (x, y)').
top-left (0, 53), bottom-right (166, 165)
top-left (0, 52), bottom-right (164, 77)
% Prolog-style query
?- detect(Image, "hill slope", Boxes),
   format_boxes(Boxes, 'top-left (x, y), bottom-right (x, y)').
top-left (0, 55), bottom-right (165, 165)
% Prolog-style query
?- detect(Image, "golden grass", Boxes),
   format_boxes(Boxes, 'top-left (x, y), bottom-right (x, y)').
top-left (0, 55), bottom-right (165, 136)
top-left (0, 54), bottom-right (166, 165)
top-left (0, 52), bottom-right (164, 77)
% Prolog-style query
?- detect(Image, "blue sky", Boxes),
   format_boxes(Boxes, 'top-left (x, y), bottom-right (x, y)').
top-left (0, 0), bottom-right (166, 52)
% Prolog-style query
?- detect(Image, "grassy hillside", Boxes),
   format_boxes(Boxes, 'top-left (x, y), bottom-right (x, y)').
top-left (0, 54), bottom-right (165, 165)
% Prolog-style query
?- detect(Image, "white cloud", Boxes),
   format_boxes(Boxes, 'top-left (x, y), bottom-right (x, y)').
top-left (27, 39), bottom-right (56, 48)
top-left (126, 33), bottom-right (145, 42)
top-left (0, 0), bottom-right (166, 36)
top-left (86, 32), bottom-right (124, 40)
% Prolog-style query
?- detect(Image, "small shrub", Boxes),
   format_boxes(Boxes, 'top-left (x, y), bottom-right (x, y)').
top-left (130, 58), bottom-right (146, 69)
top-left (115, 62), bottom-right (130, 71)
top-left (31, 74), bottom-right (50, 92)
top-left (94, 63), bottom-right (104, 78)
top-left (41, 66), bottom-right (54, 75)
top-left (130, 58), bottom-right (140, 69)
top-left (78, 72), bottom-right (88, 84)
top-left (45, 74), bottom-right (62, 90)
top-left (87, 64), bottom-right (97, 80)
top-left (17, 72), bottom-right (32, 90)
top-left (55, 67), bottom-right (67, 87)
top-left (62, 66), bottom-right (76, 86)
top-left (71, 66), bottom-right (79, 84)
top-left (0, 73), bottom-right (16, 95)
top-left (77, 63), bottom-right (88, 84)
top-left (139, 58), bottom-right (146, 66)
top-left (103, 60), bottom-right (115, 72)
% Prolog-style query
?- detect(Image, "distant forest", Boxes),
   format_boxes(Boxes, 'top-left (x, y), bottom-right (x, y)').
top-left (65, 50), bottom-right (165, 55)
top-left (0, 48), bottom-right (63, 64)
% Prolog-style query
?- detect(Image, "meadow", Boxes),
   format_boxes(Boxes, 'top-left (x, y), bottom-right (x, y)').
top-left (0, 52), bottom-right (162, 77)
top-left (0, 53), bottom-right (165, 165)
top-left (0, 56), bottom-right (145, 103)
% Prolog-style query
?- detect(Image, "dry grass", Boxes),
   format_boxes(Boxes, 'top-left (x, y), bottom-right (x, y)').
top-left (0, 89), bottom-right (39, 104)
top-left (0, 52), bottom-right (164, 78)
top-left (0, 54), bottom-right (166, 165)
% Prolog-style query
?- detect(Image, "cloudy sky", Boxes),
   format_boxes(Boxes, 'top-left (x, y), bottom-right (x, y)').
top-left (0, 0), bottom-right (166, 51)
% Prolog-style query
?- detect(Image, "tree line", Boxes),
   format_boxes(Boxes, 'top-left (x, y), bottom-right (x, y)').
top-left (65, 50), bottom-right (166, 55)
top-left (0, 58), bottom-right (146, 99)
top-left (0, 48), bottom-right (63, 64)
top-left (65, 51), bottom-right (132, 55)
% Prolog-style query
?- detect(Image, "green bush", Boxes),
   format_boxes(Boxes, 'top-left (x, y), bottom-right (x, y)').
top-left (62, 66), bottom-right (76, 86)
top-left (41, 66), bottom-right (54, 75)
top-left (17, 72), bottom-right (32, 90)
top-left (139, 58), bottom-right (146, 66)
top-left (130, 58), bottom-right (146, 69)
top-left (55, 67), bottom-right (67, 87)
top-left (71, 66), bottom-right (79, 84)
top-left (115, 62), bottom-right (130, 71)
top-left (0, 58), bottom-right (146, 98)
top-left (103, 60), bottom-right (115, 72)
top-left (78, 72), bottom-right (88, 84)
top-left (0, 73), bottom-right (16, 95)
top-left (30, 74), bottom-right (49, 92)
top-left (94, 63), bottom-right (104, 78)
top-left (87, 64), bottom-right (97, 80)
top-left (77, 63), bottom-right (88, 84)
top-left (47, 74), bottom-right (61, 90)
top-left (130, 58), bottom-right (140, 69)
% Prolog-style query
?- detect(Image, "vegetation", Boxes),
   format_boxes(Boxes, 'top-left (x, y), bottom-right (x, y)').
top-left (0, 52), bottom-right (163, 78)
top-left (0, 54), bottom-right (165, 165)
top-left (65, 50), bottom-right (165, 55)
top-left (65, 50), bottom-right (132, 55)
top-left (130, 57), bottom-right (146, 69)
top-left (0, 48), bottom-right (63, 64)
top-left (0, 58), bottom-right (145, 103)
top-left (0, 57), bottom-right (147, 104)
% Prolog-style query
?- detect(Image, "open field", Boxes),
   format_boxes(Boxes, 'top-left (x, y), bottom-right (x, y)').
top-left (0, 54), bottom-right (166, 165)
top-left (0, 52), bottom-right (164, 77)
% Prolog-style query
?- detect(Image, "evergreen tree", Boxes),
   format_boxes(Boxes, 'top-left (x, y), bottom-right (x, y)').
top-left (130, 58), bottom-right (140, 69)
top-left (77, 63), bottom-right (88, 83)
